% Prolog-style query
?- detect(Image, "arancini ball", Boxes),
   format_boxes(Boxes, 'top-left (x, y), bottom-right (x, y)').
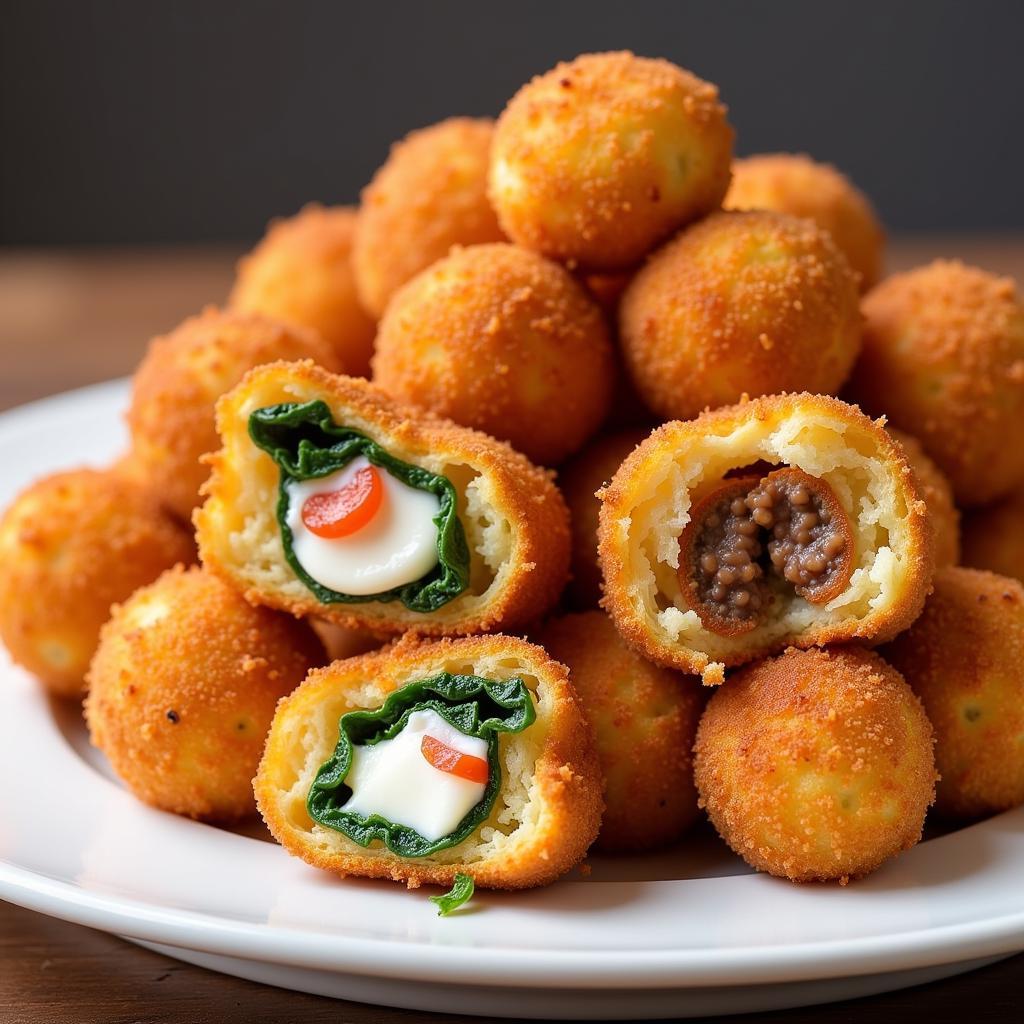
top-left (353, 117), bottom-right (505, 318)
top-left (961, 487), bottom-right (1024, 584)
top-left (372, 243), bottom-right (614, 465)
top-left (695, 646), bottom-right (936, 883)
top-left (724, 153), bottom-right (885, 290)
top-left (848, 261), bottom-right (1024, 506)
top-left (126, 307), bottom-right (340, 521)
top-left (539, 610), bottom-right (704, 853)
top-left (489, 51), bottom-right (734, 270)
top-left (229, 204), bottom-right (376, 376)
top-left (0, 468), bottom-right (194, 698)
top-left (619, 210), bottom-right (862, 420)
top-left (85, 566), bottom-right (324, 822)
top-left (883, 567), bottom-right (1024, 818)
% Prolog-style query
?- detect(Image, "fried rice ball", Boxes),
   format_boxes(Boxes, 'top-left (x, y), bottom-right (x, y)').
top-left (695, 646), bottom-right (936, 883)
top-left (888, 428), bottom-right (960, 567)
top-left (848, 261), bottom-right (1024, 506)
top-left (372, 243), bottom-right (615, 465)
top-left (961, 487), bottom-right (1024, 583)
top-left (724, 153), bottom-right (885, 290)
top-left (0, 468), bottom-right (194, 698)
top-left (85, 566), bottom-right (323, 822)
top-left (353, 117), bottom-right (505, 318)
top-left (126, 306), bottom-right (341, 522)
top-left (539, 610), bottom-right (704, 853)
top-left (229, 204), bottom-right (376, 376)
top-left (620, 211), bottom-right (862, 420)
top-left (884, 567), bottom-right (1024, 818)
top-left (560, 428), bottom-right (648, 606)
top-left (490, 51), bottom-right (734, 270)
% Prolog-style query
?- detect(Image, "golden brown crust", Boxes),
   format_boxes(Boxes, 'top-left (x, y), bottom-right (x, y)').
top-left (229, 204), bottom-right (377, 377)
top-left (353, 117), bottom-right (505, 318)
top-left (724, 153), bottom-right (885, 290)
top-left (882, 567), bottom-right (1024, 817)
top-left (0, 467), bottom-right (195, 697)
top-left (694, 646), bottom-right (936, 883)
top-left (254, 633), bottom-right (603, 889)
top-left (848, 260), bottom-right (1024, 506)
top-left (961, 487), bottom-right (1024, 583)
top-left (619, 210), bottom-right (862, 421)
top-left (489, 51), bottom-right (734, 270)
top-left (195, 360), bottom-right (571, 636)
top-left (597, 392), bottom-right (935, 681)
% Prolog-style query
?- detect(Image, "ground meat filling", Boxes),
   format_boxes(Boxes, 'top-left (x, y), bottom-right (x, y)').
top-left (678, 468), bottom-right (855, 636)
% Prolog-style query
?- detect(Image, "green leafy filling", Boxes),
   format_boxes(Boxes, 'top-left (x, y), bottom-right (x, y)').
top-left (307, 672), bottom-right (536, 858)
top-left (429, 873), bottom-right (475, 916)
top-left (248, 400), bottom-right (470, 613)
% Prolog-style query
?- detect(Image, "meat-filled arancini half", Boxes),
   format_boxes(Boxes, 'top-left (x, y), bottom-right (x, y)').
top-left (86, 566), bottom-right (324, 821)
top-left (195, 361), bottom-right (570, 636)
top-left (619, 210), bottom-right (862, 422)
top-left (597, 393), bottom-right (934, 683)
top-left (848, 260), bottom-right (1024, 507)
top-left (127, 307), bottom-right (342, 522)
top-left (489, 51), bottom-right (734, 271)
top-left (229, 204), bottom-right (377, 377)
top-left (353, 117), bottom-right (505, 318)
top-left (372, 243), bottom-right (615, 466)
top-left (255, 634), bottom-right (603, 890)
top-left (694, 646), bottom-right (936, 883)
top-left (538, 610), bottom-right (704, 853)
top-left (724, 153), bottom-right (885, 290)
top-left (961, 487), bottom-right (1024, 584)
top-left (883, 567), bottom-right (1024, 818)
top-left (0, 467), bottom-right (194, 698)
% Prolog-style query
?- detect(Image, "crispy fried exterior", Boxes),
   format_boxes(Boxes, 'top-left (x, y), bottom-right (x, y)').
top-left (195, 361), bottom-right (571, 635)
top-left (490, 52), bottom-right (734, 270)
top-left (127, 307), bottom-right (341, 522)
top-left (0, 468), bottom-right (194, 697)
top-left (961, 487), bottom-right (1024, 584)
top-left (580, 269), bottom-right (634, 314)
top-left (353, 117), bottom-right (505, 318)
top-left (883, 567), bottom-right (1024, 818)
top-left (372, 243), bottom-right (614, 466)
top-left (620, 210), bottom-right (862, 421)
top-left (848, 260), bottom-right (1024, 506)
top-left (538, 610), bottom-right (704, 852)
top-left (229, 204), bottom-right (377, 377)
top-left (695, 646), bottom-right (936, 883)
top-left (598, 393), bottom-right (935, 682)
top-left (559, 428), bottom-right (648, 607)
top-left (888, 428), bottom-right (960, 567)
top-left (255, 633), bottom-right (603, 889)
top-left (85, 566), bottom-right (323, 821)
top-left (724, 153), bottom-right (885, 291)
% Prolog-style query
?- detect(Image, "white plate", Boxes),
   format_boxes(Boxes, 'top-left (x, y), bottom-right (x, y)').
top-left (1, 380), bottom-right (1023, 1019)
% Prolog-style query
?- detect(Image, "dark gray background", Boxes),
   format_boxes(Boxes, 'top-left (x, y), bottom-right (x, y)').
top-left (2, 0), bottom-right (1022, 245)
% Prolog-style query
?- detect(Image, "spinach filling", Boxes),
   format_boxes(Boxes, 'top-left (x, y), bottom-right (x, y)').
top-left (249, 401), bottom-right (470, 613)
top-left (307, 672), bottom-right (536, 858)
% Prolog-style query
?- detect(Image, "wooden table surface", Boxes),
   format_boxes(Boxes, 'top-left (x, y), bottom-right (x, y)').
top-left (1, 237), bottom-right (1023, 1024)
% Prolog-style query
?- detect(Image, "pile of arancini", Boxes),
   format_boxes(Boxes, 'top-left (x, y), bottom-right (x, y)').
top-left (3, 50), bottom-right (1024, 890)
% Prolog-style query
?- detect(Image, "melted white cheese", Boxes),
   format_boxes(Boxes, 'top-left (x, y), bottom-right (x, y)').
top-left (341, 708), bottom-right (488, 841)
top-left (285, 456), bottom-right (441, 596)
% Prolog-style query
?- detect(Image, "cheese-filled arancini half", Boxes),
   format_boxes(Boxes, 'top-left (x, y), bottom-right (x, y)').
top-left (255, 634), bottom-right (602, 889)
top-left (195, 361), bottom-right (570, 636)
top-left (598, 394), bottom-right (934, 682)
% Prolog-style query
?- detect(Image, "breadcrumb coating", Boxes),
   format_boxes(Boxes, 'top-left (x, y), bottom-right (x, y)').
top-left (961, 487), bottom-right (1024, 584)
top-left (695, 646), bottom-right (936, 883)
top-left (255, 633), bottom-right (603, 889)
top-left (230, 204), bottom-right (377, 377)
top-left (883, 567), bottom-right (1024, 818)
top-left (373, 243), bottom-right (614, 465)
top-left (620, 210), bottom-right (862, 421)
top-left (490, 51), bottom-right (734, 270)
top-left (0, 468), bottom-right (194, 697)
top-left (724, 153), bottom-right (885, 290)
top-left (848, 260), bottom-right (1024, 506)
top-left (353, 117), bottom-right (505, 318)
top-left (85, 566), bottom-right (324, 821)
